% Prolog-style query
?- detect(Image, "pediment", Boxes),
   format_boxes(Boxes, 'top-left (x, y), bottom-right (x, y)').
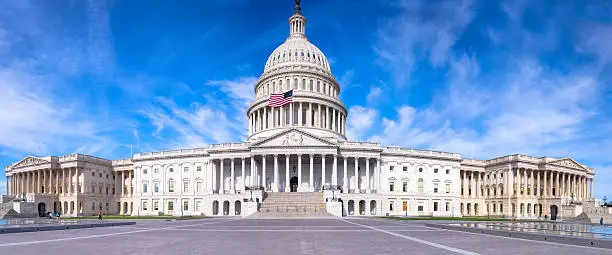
top-left (252, 129), bottom-right (336, 148)
top-left (548, 158), bottom-right (588, 171)
top-left (12, 156), bottom-right (49, 168)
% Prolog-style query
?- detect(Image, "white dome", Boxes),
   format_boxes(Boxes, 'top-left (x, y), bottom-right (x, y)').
top-left (263, 38), bottom-right (331, 75)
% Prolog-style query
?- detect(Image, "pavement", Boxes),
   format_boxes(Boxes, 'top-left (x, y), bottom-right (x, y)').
top-left (0, 217), bottom-right (610, 255)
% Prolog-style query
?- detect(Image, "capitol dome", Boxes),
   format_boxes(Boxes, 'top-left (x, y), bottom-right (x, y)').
top-left (247, 0), bottom-right (347, 142)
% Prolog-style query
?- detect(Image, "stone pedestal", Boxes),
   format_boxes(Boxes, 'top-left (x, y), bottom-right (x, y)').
top-left (242, 201), bottom-right (259, 217)
top-left (326, 201), bottom-right (342, 217)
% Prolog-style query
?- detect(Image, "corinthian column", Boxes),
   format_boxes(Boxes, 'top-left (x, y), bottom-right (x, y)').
top-left (321, 155), bottom-right (326, 191)
top-left (273, 155), bottom-right (279, 192)
top-left (285, 154), bottom-right (290, 192)
top-left (365, 158), bottom-right (370, 193)
top-left (343, 157), bottom-right (348, 192)
top-left (309, 154), bottom-right (314, 191)
top-left (354, 157), bottom-right (359, 193)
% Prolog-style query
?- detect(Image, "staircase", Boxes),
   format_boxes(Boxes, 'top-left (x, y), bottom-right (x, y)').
top-left (253, 192), bottom-right (333, 218)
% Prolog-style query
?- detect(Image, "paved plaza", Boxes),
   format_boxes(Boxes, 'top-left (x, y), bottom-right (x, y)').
top-left (0, 218), bottom-right (609, 255)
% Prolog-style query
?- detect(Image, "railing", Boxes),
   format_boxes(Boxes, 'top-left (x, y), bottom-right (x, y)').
top-left (245, 186), bottom-right (264, 191)
top-left (58, 154), bottom-right (111, 165)
top-left (135, 147), bottom-right (209, 158)
top-left (111, 158), bottom-right (133, 166)
top-left (322, 185), bottom-right (341, 191)
top-left (384, 147), bottom-right (461, 159)
top-left (209, 143), bottom-right (246, 149)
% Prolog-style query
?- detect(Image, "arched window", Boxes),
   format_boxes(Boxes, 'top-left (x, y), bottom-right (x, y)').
top-left (418, 178), bottom-right (424, 193)
top-left (168, 179), bottom-right (175, 193)
top-left (418, 167), bottom-right (423, 173)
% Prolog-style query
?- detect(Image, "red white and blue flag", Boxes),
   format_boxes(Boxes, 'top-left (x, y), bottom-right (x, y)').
top-left (268, 89), bottom-right (293, 107)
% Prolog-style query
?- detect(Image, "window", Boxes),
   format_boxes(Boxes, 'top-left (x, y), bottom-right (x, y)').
top-left (434, 168), bottom-right (438, 174)
top-left (143, 169), bottom-right (148, 174)
top-left (143, 182), bottom-right (148, 193)
top-left (196, 181), bottom-right (202, 193)
top-left (418, 179), bottom-right (424, 192)
top-left (402, 182), bottom-right (407, 192)
top-left (389, 202), bottom-right (394, 211)
top-left (196, 201), bottom-right (202, 211)
top-left (154, 168), bottom-right (159, 174)
top-left (389, 181), bottom-right (395, 192)
top-left (196, 166), bottom-right (202, 172)
top-left (143, 201), bottom-right (148, 211)
top-left (445, 202), bottom-right (450, 212)
top-left (154, 201), bottom-right (159, 210)
top-left (183, 180), bottom-right (189, 192)
top-left (434, 183), bottom-right (439, 193)
top-left (184, 167), bottom-right (189, 173)
top-left (168, 180), bottom-right (175, 193)
top-left (446, 169), bottom-right (450, 174)
top-left (418, 205), bottom-right (424, 212)
top-left (92, 202), bottom-right (96, 210)
top-left (169, 168), bottom-right (174, 173)
top-left (446, 183), bottom-right (451, 194)
top-left (390, 166), bottom-right (394, 171)
top-left (418, 168), bottom-right (423, 173)
top-left (92, 172), bottom-right (95, 177)
top-left (183, 201), bottom-right (189, 211)
top-left (168, 201), bottom-right (174, 211)
top-left (99, 173), bottom-right (102, 178)
top-left (154, 182), bottom-right (159, 193)
top-left (403, 166), bottom-right (407, 172)
top-left (434, 202), bottom-right (439, 211)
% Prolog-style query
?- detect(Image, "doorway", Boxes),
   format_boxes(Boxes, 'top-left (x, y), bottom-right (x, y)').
top-left (550, 205), bottom-right (558, 220)
top-left (37, 203), bottom-right (46, 217)
top-left (290, 177), bottom-right (298, 192)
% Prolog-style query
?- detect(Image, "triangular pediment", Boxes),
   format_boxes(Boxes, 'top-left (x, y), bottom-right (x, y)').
top-left (252, 128), bottom-right (336, 147)
top-left (12, 156), bottom-right (49, 168)
top-left (548, 158), bottom-right (588, 171)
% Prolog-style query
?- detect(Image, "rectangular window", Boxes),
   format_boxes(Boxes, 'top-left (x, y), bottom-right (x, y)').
top-left (154, 201), bottom-right (159, 211)
top-left (154, 182), bottom-right (159, 193)
top-left (418, 205), bottom-right (424, 212)
top-left (445, 202), bottom-right (450, 212)
top-left (434, 168), bottom-right (438, 174)
top-left (184, 167), bottom-right (189, 173)
top-left (446, 184), bottom-right (450, 194)
top-left (169, 180), bottom-right (175, 193)
top-left (196, 181), bottom-right (202, 192)
top-left (143, 169), bottom-right (148, 174)
top-left (403, 166), bottom-right (407, 172)
top-left (389, 181), bottom-right (395, 192)
top-left (183, 181), bottom-right (189, 192)
top-left (390, 166), bottom-right (394, 171)
top-left (402, 182), bottom-right (407, 192)
top-left (434, 202), bottom-right (439, 211)
top-left (183, 201), bottom-right (189, 211)
top-left (143, 201), bottom-right (148, 211)
top-left (143, 183), bottom-right (148, 193)
top-left (196, 201), bottom-right (202, 212)
top-left (154, 168), bottom-right (159, 174)
top-left (389, 202), bottom-right (394, 211)
top-left (168, 201), bottom-right (174, 211)
top-left (196, 166), bottom-right (202, 172)
top-left (434, 183), bottom-right (439, 193)
top-left (446, 169), bottom-right (450, 174)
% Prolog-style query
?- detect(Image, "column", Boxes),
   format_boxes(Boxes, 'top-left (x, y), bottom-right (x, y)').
top-left (529, 170), bottom-right (534, 196)
top-left (285, 154), bottom-right (290, 191)
top-left (290, 102), bottom-right (294, 126)
top-left (365, 157), bottom-right (370, 193)
top-left (589, 178), bottom-right (593, 198)
top-left (271, 107), bottom-right (275, 128)
top-left (470, 172), bottom-right (475, 197)
top-left (262, 155), bottom-right (267, 191)
top-left (543, 170), bottom-right (547, 197)
top-left (354, 157), bottom-right (359, 193)
top-left (230, 158), bottom-right (235, 193)
top-left (555, 171), bottom-right (560, 197)
top-left (298, 154), bottom-right (302, 191)
top-left (241, 158), bottom-right (246, 191)
top-left (121, 169), bottom-right (125, 196)
top-left (326, 106), bottom-right (330, 129)
top-left (280, 106), bottom-right (284, 127)
top-left (461, 171), bottom-right (466, 197)
top-left (343, 157), bottom-right (348, 192)
top-left (211, 161), bottom-right (216, 193)
top-left (309, 154), bottom-right (314, 192)
top-left (321, 155), bottom-right (326, 191)
top-left (264, 107), bottom-right (268, 129)
top-left (535, 171), bottom-right (540, 197)
top-left (332, 155), bottom-right (338, 187)
top-left (308, 103), bottom-right (312, 127)
top-left (273, 155), bottom-right (279, 192)
top-left (332, 109), bottom-right (336, 132)
top-left (298, 102), bottom-right (303, 126)
top-left (318, 104), bottom-right (321, 128)
top-left (376, 158), bottom-right (381, 192)
top-left (220, 159), bottom-right (225, 194)
top-left (37, 170), bottom-right (41, 193)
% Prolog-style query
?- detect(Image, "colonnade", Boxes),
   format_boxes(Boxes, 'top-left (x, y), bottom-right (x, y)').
top-left (212, 154), bottom-right (380, 194)
top-left (460, 168), bottom-right (593, 200)
top-left (248, 102), bottom-right (346, 136)
top-left (7, 168), bottom-right (81, 196)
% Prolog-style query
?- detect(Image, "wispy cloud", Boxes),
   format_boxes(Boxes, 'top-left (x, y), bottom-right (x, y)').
top-left (346, 106), bottom-right (377, 141)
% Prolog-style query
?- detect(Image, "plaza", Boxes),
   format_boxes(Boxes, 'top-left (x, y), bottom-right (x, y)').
top-left (0, 217), bottom-right (610, 255)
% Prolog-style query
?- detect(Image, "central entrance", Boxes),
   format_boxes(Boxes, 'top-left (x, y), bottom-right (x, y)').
top-left (290, 176), bottom-right (298, 192)
top-left (550, 205), bottom-right (558, 220)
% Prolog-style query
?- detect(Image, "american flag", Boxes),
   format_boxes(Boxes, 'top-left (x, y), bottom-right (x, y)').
top-left (268, 89), bottom-right (293, 107)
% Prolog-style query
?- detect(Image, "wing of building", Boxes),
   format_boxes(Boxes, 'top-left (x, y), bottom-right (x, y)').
top-left (2, 1), bottom-right (601, 221)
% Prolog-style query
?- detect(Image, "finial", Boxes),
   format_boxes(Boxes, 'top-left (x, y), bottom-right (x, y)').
top-left (294, 0), bottom-right (301, 14)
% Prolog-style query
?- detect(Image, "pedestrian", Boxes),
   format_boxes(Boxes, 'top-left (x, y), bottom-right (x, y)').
top-left (98, 209), bottom-right (103, 221)
top-left (601, 217), bottom-right (604, 226)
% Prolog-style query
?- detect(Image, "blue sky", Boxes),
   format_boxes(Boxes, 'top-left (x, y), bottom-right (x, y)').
top-left (1, 0), bottom-right (611, 199)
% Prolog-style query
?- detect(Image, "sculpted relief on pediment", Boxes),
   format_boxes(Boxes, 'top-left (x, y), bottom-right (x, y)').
top-left (13, 156), bottom-right (48, 168)
top-left (549, 158), bottom-right (585, 170)
top-left (255, 130), bottom-right (334, 147)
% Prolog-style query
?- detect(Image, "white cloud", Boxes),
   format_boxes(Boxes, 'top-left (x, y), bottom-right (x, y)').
top-left (0, 179), bottom-right (5, 195)
top-left (375, 0), bottom-right (474, 86)
top-left (366, 86), bottom-right (383, 104)
top-left (346, 106), bottom-right (377, 141)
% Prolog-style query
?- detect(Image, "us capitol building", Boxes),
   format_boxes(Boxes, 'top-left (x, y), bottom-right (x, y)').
top-left (2, 1), bottom-right (602, 221)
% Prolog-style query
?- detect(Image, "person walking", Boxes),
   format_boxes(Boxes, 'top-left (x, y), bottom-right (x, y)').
top-left (98, 209), bottom-right (103, 221)
top-left (601, 217), bottom-right (604, 226)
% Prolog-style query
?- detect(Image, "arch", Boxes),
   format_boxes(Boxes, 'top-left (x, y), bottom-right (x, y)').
top-left (417, 178), bottom-right (424, 193)
top-left (520, 203), bottom-right (525, 216)
top-left (359, 200), bottom-right (366, 215)
top-left (498, 184), bottom-right (503, 196)
top-left (550, 205), bottom-right (558, 220)
top-left (223, 201), bottom-right (230, 216)
top-left (338, 198), bottom-right (345, 216)
top-left (460, 203), bottom-right (464, 214)
top-left (290, 176), bottom-right (298, 192)
top-left (527, 203), bottom-right (532, 216)
top-left (212, 201), bottom-right (219, 215)
top-left (474, 203), bottom-right (479, 215)
top-left (235, 200), bottom-right (241, 216)
top-left (466, 203), bottom-right (471, 216)
top-left (538, 204), bottom-right (543, 217)
top-left (70, 201), bottom-right (75, 214)
top-left (37, 202), bottom-right (46, 217)
top-left (370, 200), bottom-right (377, 215)
top-left (348, 200), bottom-right (355, 215)
top-left (123, 202), bottom-right (128, 214)
top-left (64, 201), bottom-right (68, 214)
top-left (512, 203), bottom-right (516, 217)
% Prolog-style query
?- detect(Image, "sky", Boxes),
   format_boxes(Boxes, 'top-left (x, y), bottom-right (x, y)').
top-left (0, 0), bottom-right (611, 200)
